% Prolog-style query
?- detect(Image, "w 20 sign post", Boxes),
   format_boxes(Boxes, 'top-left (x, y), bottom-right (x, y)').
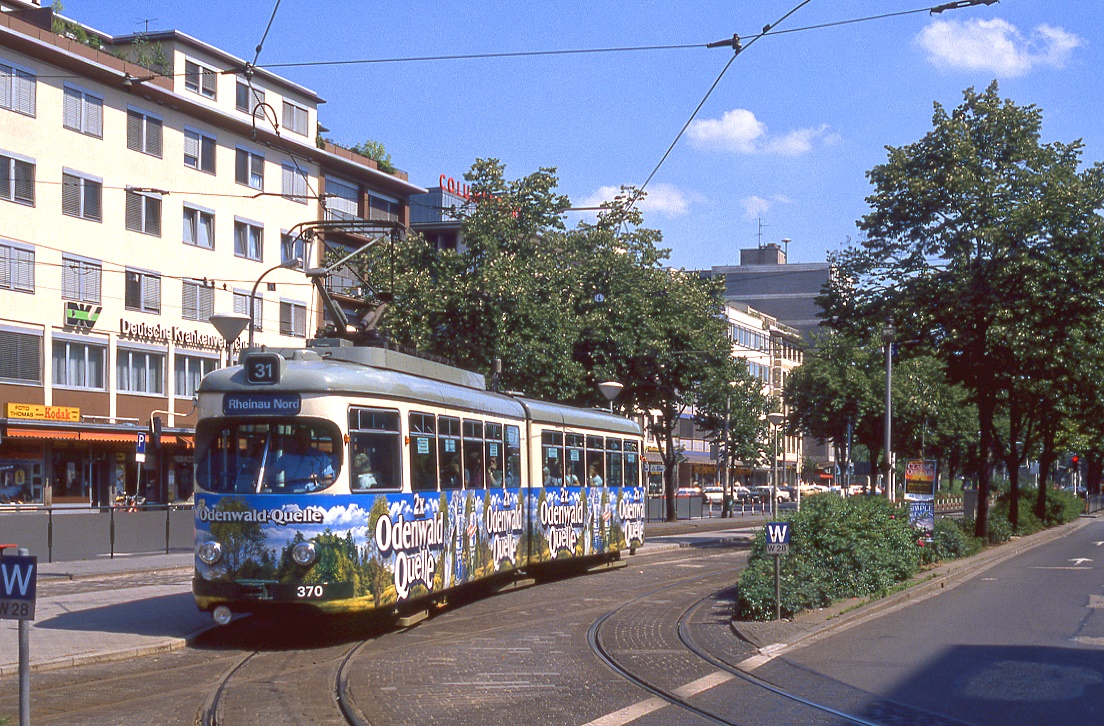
top-left (2, 546), bottom-right (37, 726)
top-left (766, 522), bottom-right (790, 621)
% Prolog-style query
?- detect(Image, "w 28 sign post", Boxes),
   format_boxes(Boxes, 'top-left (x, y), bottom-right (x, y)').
top-left (2, 545), bottom-right (37, 726)
top-left (765, 523), bottom-right (790, 621)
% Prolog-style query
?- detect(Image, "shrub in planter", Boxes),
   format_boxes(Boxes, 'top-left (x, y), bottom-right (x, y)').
top-left (734, 495), bottom-right (921, 620)
top-left (921, 518), bottom-right (982, 564)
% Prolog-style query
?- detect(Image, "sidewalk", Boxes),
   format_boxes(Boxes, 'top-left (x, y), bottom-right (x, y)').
top-left (0, 517), bottom-right (753, 675)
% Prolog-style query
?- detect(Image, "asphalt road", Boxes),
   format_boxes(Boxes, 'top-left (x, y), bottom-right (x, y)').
top-left (755, 518), bottom-right (1104, 726)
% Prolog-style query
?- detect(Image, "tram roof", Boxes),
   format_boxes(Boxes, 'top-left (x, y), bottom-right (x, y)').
top-left (200, 346), bottom-right (641, 435)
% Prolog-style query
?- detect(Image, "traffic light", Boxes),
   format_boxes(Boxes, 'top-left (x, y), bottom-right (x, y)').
top-left (143, 417), bottom-right (163, 471)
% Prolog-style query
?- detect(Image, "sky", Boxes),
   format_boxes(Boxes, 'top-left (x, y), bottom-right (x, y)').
top-left (68, 0), bottom-right (1099, 270)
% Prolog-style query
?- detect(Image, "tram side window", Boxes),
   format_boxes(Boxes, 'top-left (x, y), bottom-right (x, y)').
top-left (542, 430), bottom-right (564, 487)
top-left (463, 419), bottom-right (484, 488)
top-left (485, 422), bottom-right (504, 487)
top-left (439, 415), bottom-right (462, 490)
top-left (625, 440), bottom-right (640, 488)
top-left (409, 412), bottom-right (438, 492)
top-left (565, 433), bottom-right (585, 486)
top-left (606, 437), bottom-right (623, 488)
top-left (196, 423), bottom-right (271, 493)
top-left (505, 425), bottom-right (521, 488)
top-left (348, 408), bottom-right (400, 492)
top-left (586, 435), bottom-right (605, 487)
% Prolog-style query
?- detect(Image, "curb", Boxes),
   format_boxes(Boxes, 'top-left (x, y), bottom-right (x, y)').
top-left (731, 515), bottom-right (1097, 669)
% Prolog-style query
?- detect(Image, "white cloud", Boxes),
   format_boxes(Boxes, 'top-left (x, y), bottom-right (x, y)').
top-left (577, 183), bottom-right (696, 219)
top-left (740, 195), bottom-right (792, 219)
top-left (687, 109), bottom-right (833, 156)
top-left (917, 19), bottom-right (1082, 77)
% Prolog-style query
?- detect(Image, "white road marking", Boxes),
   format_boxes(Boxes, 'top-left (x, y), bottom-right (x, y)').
top-left (1070, 558), bottom-right (1093, 566)
top-left (583, 670), bottom-right (734, 725)
top-left (1089, 595), bottom-right (1104, 609)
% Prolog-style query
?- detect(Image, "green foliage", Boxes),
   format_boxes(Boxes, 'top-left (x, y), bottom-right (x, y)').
top-left (349, 140), bottom-right (396, 173)
top-left (921, 518), bottom-right (982, 564)
top-left (991, 487), bottom-right (1083, 535)
top-left (735, 495), bottom-right (920, 620)
top-left (51, 2), bottom-right (104, 50)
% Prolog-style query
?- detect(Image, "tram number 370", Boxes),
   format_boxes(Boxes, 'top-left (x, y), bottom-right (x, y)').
top-left (296, 585), bottom-right (324, 599)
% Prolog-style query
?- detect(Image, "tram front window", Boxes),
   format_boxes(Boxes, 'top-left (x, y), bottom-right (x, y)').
top-left (196, 420), bottom-right (341, 494)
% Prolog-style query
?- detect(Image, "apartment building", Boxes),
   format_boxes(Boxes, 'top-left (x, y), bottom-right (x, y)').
top-left (0, 2), bottom-right (424, 506)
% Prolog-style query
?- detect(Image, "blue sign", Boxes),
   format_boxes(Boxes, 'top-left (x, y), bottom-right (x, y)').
top-left (765, 521), bottom-right (790, 555)
top-left (222, 393), bottom-right (302, 416)
top-left (0, 554), bottom-right (37, 620)
top-left (136, 431), bottom-right (147, 454)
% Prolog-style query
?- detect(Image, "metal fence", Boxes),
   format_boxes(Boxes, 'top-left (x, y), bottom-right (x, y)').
top-left (0, 505), bottom-right (194, 563)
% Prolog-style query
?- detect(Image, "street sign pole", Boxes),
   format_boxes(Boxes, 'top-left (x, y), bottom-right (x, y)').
top-left (765, 522), bottom-right (791, 621)
top-left (774, 554), bottom-right (781, 621)
top-left (2, 544), bottom-right (36, 726)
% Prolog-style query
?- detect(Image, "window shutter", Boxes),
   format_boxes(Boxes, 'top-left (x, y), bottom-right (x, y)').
top-left (201, 136), bottom-right (216, 172)
top-left (0, 330), bottom-right (42, 383)
top-left (0, 156), bottom-right (9, 200)
top-left (144, 274), bottom-right (161, 313)
top-left (145, 196), bottom-right (161, 236)
top-left (63, 86), bottom-right (82, 130)
top-left (235, 149), bottom-right (247, 185)
top-left (0, 245), bottom-right (9, 288)
top-left (125, 191), bottom-right (142, 231)
top-left (127, 110), bottom-right (142, 151)
top-left (13, 160), bottom-right (34, 204)
top-left (62, 173), bottom-right (81, 216)
top-left (201, 68), bottom-right (217, 98)
top-left (199, 284), bottom-right (214, 320)
top-left (280, 301), bottom-right (292, 334)
top-left (62, 259), bottom-right (78, 299)
top-left (87, 263), bottom-right (101, 303)
top-left (86, 95), bottom-right (103, 137)
top-left (184, 130), bottom-right (200, 165)
top-left (182, 281), bottom-right (198, 319)
top-left (147, 117), bottom-right (163, 157)
top-left (0, 64), bottom-right (11, 109)
top-left (84, 179), bottom-right (102, 221)
top-left (12, 68), bottom-right (35, 116)
top-left (12, 248), bottom-right (34, 293)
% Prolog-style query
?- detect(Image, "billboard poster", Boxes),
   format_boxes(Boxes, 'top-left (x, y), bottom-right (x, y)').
top-left (904, 459), bottom-right (937, 501)
top-left (909, 500), bottom-right (935, 537)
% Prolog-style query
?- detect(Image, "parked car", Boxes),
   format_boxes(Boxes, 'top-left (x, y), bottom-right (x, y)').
top-left (752, 485), bottom-right (790, 503)
top-left (732, 485), bottom-right (752, 501)
top-left (703, 486), bottom-right (725, 505)
top-left (675, 487), bottom-right (702, 498)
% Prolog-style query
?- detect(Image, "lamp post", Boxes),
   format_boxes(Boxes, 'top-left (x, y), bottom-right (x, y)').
top-left (883, 319), bottom-right (895, 501)
top-left (209, 312), bottom-right (250, 367)
top-left (767, 412), bottom-right (784, 518)
top-left (721, 385), bottom-right (732, 518)
top-left (598, 380), bottom-right (624, 413)
top-left (248, 257), bottom-right (302, 349)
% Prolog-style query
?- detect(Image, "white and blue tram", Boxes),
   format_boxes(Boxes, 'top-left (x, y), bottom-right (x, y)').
top-left (192, 343), bottom-right (646, 622)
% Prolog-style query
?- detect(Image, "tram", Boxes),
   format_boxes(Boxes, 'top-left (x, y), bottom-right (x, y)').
top-left (191, 342), bottom-right (646, 624)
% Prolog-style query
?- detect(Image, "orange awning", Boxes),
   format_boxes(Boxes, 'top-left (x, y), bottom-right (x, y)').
top-left (5, 427), bottom-right (79, 439)
top-left (78, 431), bottom-right (138, 442)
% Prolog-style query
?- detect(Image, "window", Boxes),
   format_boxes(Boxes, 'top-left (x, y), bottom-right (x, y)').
top-left (606, 437), bottom-right (623, 488)
top-left (324, 175), bottom-right (359, 220)
top-left (126, 108), bottom-right (162, 157)
top-left (61, 170), bottom-right (102, 221)
top-left (0, 328), bottom-right (41, 383)
top-left (565, 433), bottom-right (585, 486)
top-left (117, 348), bottom-right (164, 394)
top-left (235, 82), bottom-right (265, 116)
top-left (235, 147), bottom-right (264, 190)
top-left (409, 412), bottom-right (437, 492)
top-left (125, 269), bottom-right (161, 314)
top-left (485, 423), bottom-right (504, 488)
top-left (184, 59), bottom-right (217, 99)
top-left (62, 84), bottom-right (102, 137)
top-left (234, 219), bottom-right (263, 261)
top-left (438, 416), bottom-right (462, 490)
top-left (279, 299), bottom-right (306, 337)
top-left (0, 152), bottom-right (35, 206)
top-left (0, 60), bottom-right (36, 116)
top-left (182, 279), bottom-right (214, 321)
top-left (281, 100), bottom-right (308, 136)
top-left (234, 289), bottom-right (262, 332)
top-left (0, 240), bottom-right (34, 293)
top-left (184, 127), bottom-right (216, 173)
top-left (281, 163), bottom-right (307, 203)
top-left (61, 255), bottom-right (101, 303)
top-left (183, 205), bottom-right (215, 249)
top-left (367, 193), bottom-right (399, 222)
top-left (52, 338), bottom-right (105, 389)
top-left (586, 436), bottom-right (605, 487)
top-left (126, 189), bottom-right (161, 236)
top-left (280, 231), bottom-right (304, 266)
top-left (175, 354), bottom-right (218, 398)
top-left (348, 408), bottom-right (401, 492)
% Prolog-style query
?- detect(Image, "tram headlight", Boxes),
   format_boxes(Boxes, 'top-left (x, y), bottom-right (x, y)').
top-left (197, 540), bottom-right (223, 566)
top-left (292, 541), bottom-right (317, 567)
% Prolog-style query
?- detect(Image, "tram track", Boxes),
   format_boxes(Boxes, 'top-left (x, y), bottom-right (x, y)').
top-left (587, 567), bottom-right (881, 726)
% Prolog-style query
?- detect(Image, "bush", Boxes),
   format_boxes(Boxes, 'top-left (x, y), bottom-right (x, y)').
top-left (735, 495), bottom-right (920, 620)
top-left (921, 518), bottom-right (982, 564)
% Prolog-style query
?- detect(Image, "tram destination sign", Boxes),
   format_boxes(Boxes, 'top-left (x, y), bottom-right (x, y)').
top-left (223, 392), bottom-right (302, 416)
top-left (0, 554), bottom-right (37, 620)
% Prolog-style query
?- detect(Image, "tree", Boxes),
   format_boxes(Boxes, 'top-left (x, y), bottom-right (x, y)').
top-left (349, 140), bottom-right (396, 173)
top-left (825, 83), bottom-right (1104, 538)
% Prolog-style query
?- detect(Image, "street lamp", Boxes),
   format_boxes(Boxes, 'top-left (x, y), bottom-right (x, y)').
top-left (767, 411), bottom-right (784, 518)
top-left (247, 257), bottom-right (302, 349)
top-left (598, 380), bottom-right (624, 413)
top-left (882, 319), bottom-right (895, 501)
top-left (209, 312), bottom-right (250, 367)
